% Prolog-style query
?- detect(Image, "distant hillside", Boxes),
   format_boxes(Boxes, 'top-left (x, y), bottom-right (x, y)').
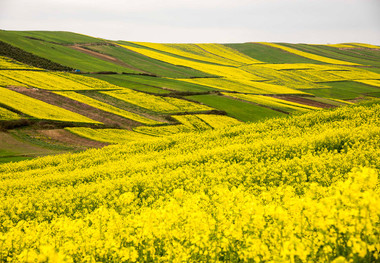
top-left (0, 30), bottom-right (380, 163)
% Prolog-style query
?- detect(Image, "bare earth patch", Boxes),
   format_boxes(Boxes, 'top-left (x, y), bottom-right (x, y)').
top-left (39, 129), bottom-right (109, 148)
top-left (272, 95), bottom-right (336, 108)
top-left (7, 86), bottom-right (143, 129)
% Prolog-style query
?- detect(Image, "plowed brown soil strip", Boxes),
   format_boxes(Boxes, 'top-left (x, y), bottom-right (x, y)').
top-left (8, 86), bottom-right (142, 128)
top-left (39, 129), bottom-right (109, 148)
top-left (272, 95), bottom-right (336, 109)
top-left (69, 45), bottom-right (148, 73)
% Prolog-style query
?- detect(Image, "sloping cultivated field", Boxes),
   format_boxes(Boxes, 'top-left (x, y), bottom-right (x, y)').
top-left (0, 30), bottom-right (380, 262)
top-left (0, 102), bottom-right (380, 262)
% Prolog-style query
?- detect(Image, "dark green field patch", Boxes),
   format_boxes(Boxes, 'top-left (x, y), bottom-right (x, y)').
top-left (225, 43), bottom-right (320, 64)
top-left (89, 45), bottom-right (214, 78)
top-left (91, 74), bottom-right (216, 93)
top-left (306, 81), bottom-right (380, 100)
top-left (0, 31), bottom-right (137, 73)
top-left (87, 74), bottom-right (172, 94)
top-left (279, 43), bottom-right (380, 67)
top-left (187, 94), bottom-right (284, 122)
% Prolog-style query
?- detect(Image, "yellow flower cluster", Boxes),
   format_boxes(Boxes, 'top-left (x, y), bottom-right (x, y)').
top-left (0, 106), bottom-right (21, 121)
top-left (327, 69), bottom-right (380, 80)
top-left (0, 87), bottom-right (98, 123)
top-left (0, 56), bottom-right (38, 70)
top-left (193, 114), bottom-right (241, 129)
top-left (66, 127), bottom-right (155, 144)
top-left (0, 102), bottom-right (379, 262)
top-left (102, 89), bottom-right (212, 114)
top-left (54, 91), bottom-right (160, 125)
top-left (131, 42), bottom-right (261, 66)
top-left (355, 79), bottom-right (380, 88)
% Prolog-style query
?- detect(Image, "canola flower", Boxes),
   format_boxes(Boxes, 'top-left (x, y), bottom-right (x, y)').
top-left (0, 106), bottom-right (22, 121)
top-left (54, 91), bottom-right (161, 125)
top-left (0, 101), bottom-right (379, 262)
top-left (66, 127), bottom-right (154, 144)
top-left (0, 87), bottom-right (99, 123)
top-left (0, 56), bottom-right (39, 70)
top-left (102, 89), bottom-right (213, 114)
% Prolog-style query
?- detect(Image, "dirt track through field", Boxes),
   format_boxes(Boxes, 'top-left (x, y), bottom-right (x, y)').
top-left (272, 95), bottom-right (336, 108)
top-left (7, 86), bottom-right (143, 128)
top-left (69, 45), bottom-right (149, 73)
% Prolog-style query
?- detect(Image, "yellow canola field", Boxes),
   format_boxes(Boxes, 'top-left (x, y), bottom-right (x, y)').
top-left (326, 69), bottom-right (380, 80)
top-left (348, 43), bottom-right (380, 49)
top-left (180, 77), bottom-right (305, 94)
top-left (0, 103), bottom-right (379, 262)
top-left (195, 43), bottom-right (262, 65)
top-left (102, 89), bottom-right (213, 114)
top-left (0, 106), bottom-right (22, 121)
top-left (172, 115), bottom-right (211, 131)
top-left (66, 127), bottom-right (154, 144)
top-left (259, 43), bottom-right (359, 65)
top-left (131, 42), bottom-right (261, 66)
top-left (325, 44), bottom-right (357, 48)
top-left (0, 87), bottom-right (99, 123)
top-left (195, 114), bottom-right (241, 129)
top-left (119, 44), bottom-right (266, 82)
top-left (355, 79), bottom-right (380, 88)
top-left (0, 56), bottom-right (39, 70)
top-left (54, 91), bottom-right (160, 125)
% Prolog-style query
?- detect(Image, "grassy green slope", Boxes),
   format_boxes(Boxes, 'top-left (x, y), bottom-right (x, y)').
top-left (89, 74), bottom-right (215, 93)
top-left (0, 30), bottom-right (106, 44)
top-left (0, 31), bottom-right (137, 72)
top-left (188, 94), bottom-right (284, 122)
top-left (88, 45), bottom-right (212, 78)
top-left (0, 102), bottom-right (379, 262)
top-left (307, 81), bottom-right (380, 100)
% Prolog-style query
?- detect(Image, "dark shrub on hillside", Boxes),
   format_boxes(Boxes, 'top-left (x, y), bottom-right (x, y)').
top-left (0, 40), bottom-right (74, 71)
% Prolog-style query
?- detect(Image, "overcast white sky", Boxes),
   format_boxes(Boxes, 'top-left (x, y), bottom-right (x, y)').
top-left (1, 0), bottom-right (379, 44)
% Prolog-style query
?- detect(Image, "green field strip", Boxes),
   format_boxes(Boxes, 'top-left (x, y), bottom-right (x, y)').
top-left (87, 44), bottom-right (210, 78)
top-left (120, 41), bottom-right (241, 67)
top-left (225, 43), bottom-right (320, 64)
top-left (279, 43), bottom-right (380, 67)
top-left (305, 81), bottom-right (380, 100)
top-left (261, 43), bottom-right (359, 65)
top-left (85, 74), bottom-right (172, 94)
top-left (90, 74), bottom-right (216, 93)
top-left (0, 32), bottom-right (137, 73)
top-left (223, 93), bottom-right (317, 113)
top-left (187, 94), bottom-right (285, 122)
top-left (0, 87), bottom-right (99, 123)
top-left (1, 31), bottom-right (106, 44)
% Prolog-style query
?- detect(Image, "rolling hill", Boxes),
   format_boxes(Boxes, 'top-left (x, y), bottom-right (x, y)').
top-left (1, 30), bottom-right (380, 163)
top-left (0, 30), bottom-right (380, 262)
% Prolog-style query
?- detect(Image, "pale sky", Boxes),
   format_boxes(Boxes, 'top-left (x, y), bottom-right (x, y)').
top-left (1, 0), bottom-right (379, 44)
